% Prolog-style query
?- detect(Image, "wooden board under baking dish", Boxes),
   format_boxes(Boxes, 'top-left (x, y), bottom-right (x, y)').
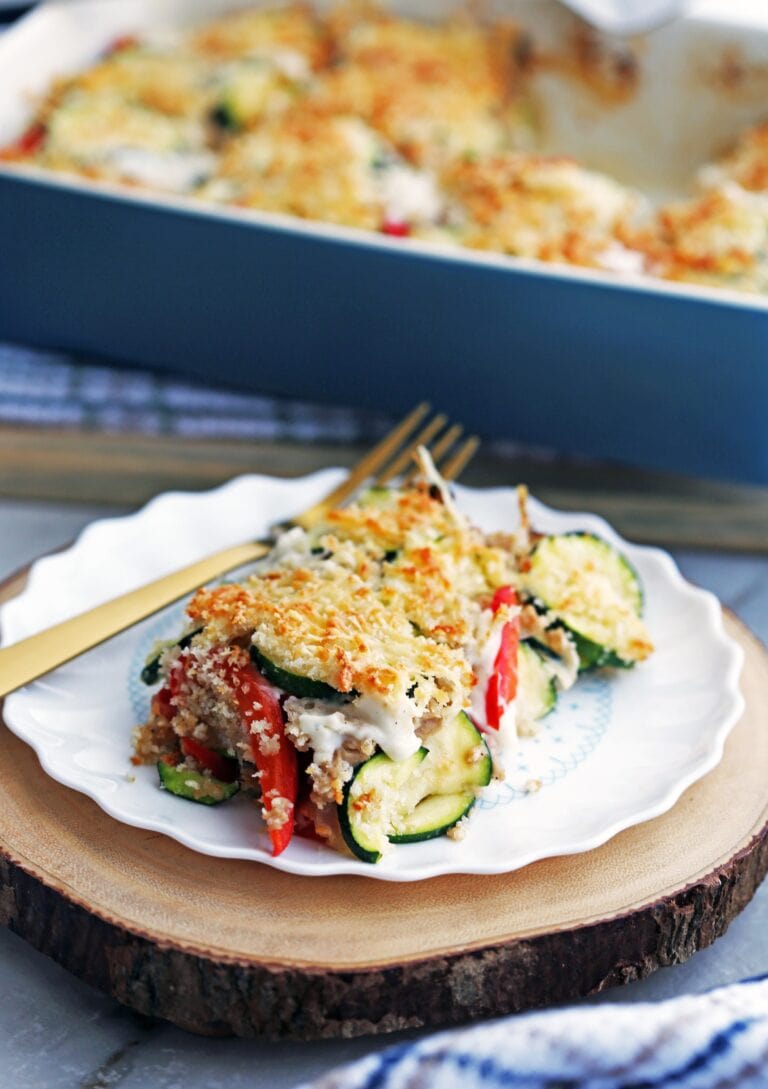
top-left (0, 560), bottom-right (766, 1039)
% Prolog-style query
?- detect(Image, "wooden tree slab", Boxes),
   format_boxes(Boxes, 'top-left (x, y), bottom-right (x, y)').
top-left (1, 563), bottom-right (767, 1039)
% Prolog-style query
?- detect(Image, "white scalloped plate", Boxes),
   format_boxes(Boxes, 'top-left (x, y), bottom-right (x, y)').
top-left (0, 472), bottom-right (745, 881)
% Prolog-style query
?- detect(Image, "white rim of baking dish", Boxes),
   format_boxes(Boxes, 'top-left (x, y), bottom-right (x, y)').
top-left (4, 158), bottom-right (768, 315)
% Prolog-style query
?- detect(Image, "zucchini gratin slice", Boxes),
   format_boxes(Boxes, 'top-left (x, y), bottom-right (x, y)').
top-left (133, 461), bottom-right (653, 863)
top-left (521, 532), bottom-right (652, 669)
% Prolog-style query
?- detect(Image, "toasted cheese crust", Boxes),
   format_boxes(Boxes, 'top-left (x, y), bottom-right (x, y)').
top-left (311, 12), bottom-right (520, 169)
top-left (699, 121), bottom-right (768, 195)
top-left (209, 112), bottom-right (390, 228)
top-left (631, 187), bottom-right (768, 292)
top-left (187, 486), bottom-right (514, 721)
top-left (441, 153), bottom-right (643, 268)
top-left (188, 3), bottom-right (328, 67)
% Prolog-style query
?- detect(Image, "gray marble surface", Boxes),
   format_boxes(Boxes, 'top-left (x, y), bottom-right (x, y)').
top-left (1, 498), bottom-right (767, 1089)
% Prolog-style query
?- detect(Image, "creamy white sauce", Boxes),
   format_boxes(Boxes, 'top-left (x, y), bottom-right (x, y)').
top-left (268, 525), bottom-right (308, 562)
top-left (469, 620), bottom-right (501, 726)
top-left (377, 165), bottom-right (443, 226)
top-left (468, 610), bottom-right (518, 770)
top-left (543, 645), bottom-right (579, 691)
top-left (353, 694), bottom-right (422, 762)
top-left (107, 148), bottom-right (215, 192)
top-left (340, 118), bottom-right (381, 163)
top-left (288, 694), bottom-right (422, 765)
top-left (234, 48), bottom-right (311, 83)
top-left (268, 49), bottom-right (311, 83)
top-left (598, 242), bottom-right (646, 275)
top-left (415, 446), bottom-right (463, 524)
top-left (484, 697), bottom-right (517, 768)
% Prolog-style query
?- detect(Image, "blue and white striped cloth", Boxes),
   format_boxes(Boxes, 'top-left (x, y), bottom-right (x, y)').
top-left (303, 976), bottom-right (768, 1089)
top-left (0, 342), bottom-right (388, 443)
top-left (0, 340), bottom-right (549, 460)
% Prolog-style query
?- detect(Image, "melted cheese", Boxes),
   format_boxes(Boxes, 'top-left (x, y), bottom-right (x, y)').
top-left (284, 694), bottom-right (422, 764)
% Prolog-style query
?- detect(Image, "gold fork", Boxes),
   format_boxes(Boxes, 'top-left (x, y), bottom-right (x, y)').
top-left (0, 404), bottom-right (479, 698)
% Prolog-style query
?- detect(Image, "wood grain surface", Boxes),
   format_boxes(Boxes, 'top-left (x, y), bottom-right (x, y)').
top-left (0, 558), bottom-right (766, 1038)
top-left (2, 423), bottom-right (768, 551)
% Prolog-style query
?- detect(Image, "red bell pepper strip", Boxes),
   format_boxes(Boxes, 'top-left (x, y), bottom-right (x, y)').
top-left (151, 685), bottom-right (176, 721)
top-left (216, 651), bottom-right (298, 856)
top-left (154, 651), bottom-right (190, 718)
top-left (180, 737), bottom-right (238, 783)
top-left (0, 122), bottom-right (46, 160)
top-left (105, 34), bottom-right (139, 55)
top-left (381, 219), bottom-right (411, 237)
top-left (485, 585), bottom-right (519, 730)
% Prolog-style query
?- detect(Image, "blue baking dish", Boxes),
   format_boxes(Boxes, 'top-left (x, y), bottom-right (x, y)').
top-left (1, 0), bottom-right (768, 484)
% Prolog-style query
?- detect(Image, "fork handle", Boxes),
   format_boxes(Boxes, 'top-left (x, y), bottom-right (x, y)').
top-left (0, 539), bottom-right (271, 699)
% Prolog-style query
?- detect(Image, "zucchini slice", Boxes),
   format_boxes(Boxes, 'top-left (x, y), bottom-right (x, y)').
top-left (157, 762), bottom-right (240, 806)
top-left (390, 792), bottom-right (475, 843)
top-left (141, 627), bottom-right (201, 685)
top-left (358, 485), bottom-right (393, 509)
top-left (249, 646), bottom-right (353, 702)
top-left (339, 749), bottom-right (428, 864)
top-left (518, 641), bottom-right (558, 722)
top-left (210, 63), bottom-right (286, 131)
top-left (339, 711), bottom-right (491, 863)
top-left (417, 710), bottom-right (492, 796)
top-left (521, 532), bottom-right (652, 669)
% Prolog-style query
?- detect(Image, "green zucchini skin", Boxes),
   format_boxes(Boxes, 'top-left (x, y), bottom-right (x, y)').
top-left (141, 628), bottom-right (201, 685)
top-left (209, 101), bottom-right (239, 131)
top-left (339, 712), bottom-right (491, 863)
top-left (157, 762), bottom-right (240, 805)
top-left (389, 792), bottom-right (476, 843)
top-left (209, 62), bottom-right (284, 132)
top-left (339, 749), bottom-right (428, 864)
top-left (419, 710), bottom-right (492, 794)
top-left (522, 532), bottom-right (647, 671)
top-left (533, 531), bottom-right (643, 610)
top-left (249, 646), bottom-right (353, 702)
top-left (358, 485), bottom-right (393, 508)
top-left (569, 631), bottom-right (631, 671)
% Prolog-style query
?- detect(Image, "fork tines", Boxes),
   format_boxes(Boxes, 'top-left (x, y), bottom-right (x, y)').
top-left (377, 412), bottom-right (479, 486)
top-left (295, 404), bottom-right (478, 530)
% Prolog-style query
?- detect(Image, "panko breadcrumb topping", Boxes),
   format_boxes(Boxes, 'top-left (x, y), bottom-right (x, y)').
top-left (187, 484), bottom-right (514, 719)
top-left (441, 152), bottom-right (643, 268)
top-left (262, 790), bottom-right (294, 830)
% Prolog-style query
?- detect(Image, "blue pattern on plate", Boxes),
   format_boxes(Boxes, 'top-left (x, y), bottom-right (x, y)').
top-left (478, 675), bottom-right (611, 808)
